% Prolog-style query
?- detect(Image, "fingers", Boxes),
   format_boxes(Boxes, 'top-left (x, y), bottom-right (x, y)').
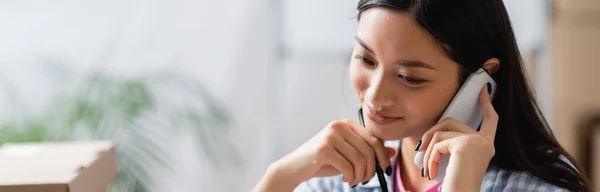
top-left (478, 85), bottom-right (499, 139)
top-left (331, 135), bottom-right (366, 186)
top-left (339, 128), bottom-right (376, 184)
top-left (343, 119), bottom-right (391, 171)
top-left (323, 119), bottom-right (392, 186)
top-left (421, 131), bottom-right (461, 180)
top-left (412, 86), bottom-right (499, 181)
top-left (419, 118), bottom-right (476, 158)
top-left (427, 138), bottom-right (454, 180)
top-left (385, 147), bottom-right (397, 158)
top-left (324, 121), bottom-right (365, 185)
top-left (322, 145), bottom-right (355, 183)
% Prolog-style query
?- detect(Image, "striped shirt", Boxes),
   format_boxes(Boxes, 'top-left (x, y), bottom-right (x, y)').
top-left (294, 140), bottom-right (569, 192)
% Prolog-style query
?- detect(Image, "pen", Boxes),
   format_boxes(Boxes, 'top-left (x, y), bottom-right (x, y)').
top-left (358, 107), bottom-right (389, 192)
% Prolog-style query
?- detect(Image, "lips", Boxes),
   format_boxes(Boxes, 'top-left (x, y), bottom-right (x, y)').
top-left (365, 106), bottom-right (401, 125)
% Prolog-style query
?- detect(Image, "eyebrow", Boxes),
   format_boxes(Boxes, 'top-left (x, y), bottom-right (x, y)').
top-left (397, 60), bottom-right (436, 70)
top-left (355, 36), bottom-right (375, 55)
top-left (354, 36), bottom-right (436, 70)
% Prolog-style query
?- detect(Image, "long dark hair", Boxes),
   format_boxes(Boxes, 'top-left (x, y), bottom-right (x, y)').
top-left (356, 0), bottom-right (591, 191)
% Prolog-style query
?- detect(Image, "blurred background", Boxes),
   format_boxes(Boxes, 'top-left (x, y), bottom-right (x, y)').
top-left (0, 0), bottom-right (598, 191)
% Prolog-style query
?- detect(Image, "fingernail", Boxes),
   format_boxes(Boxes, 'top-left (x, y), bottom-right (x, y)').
top-left (414, 140), bottom-right (422, 151)
top-left (487, 83), bottom-right (492, 94)
top-left (421, 168), bottom-right (424, 177)
top-left (385, 166), bottom-right (392, 176)
top-left (351, 184), bottom-right (357, 188)
top-left (362, 180), bottom-right (370, 185)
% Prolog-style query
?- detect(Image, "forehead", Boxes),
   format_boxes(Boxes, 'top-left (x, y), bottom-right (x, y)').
top-left (356, 8), bottom-right (447, 62)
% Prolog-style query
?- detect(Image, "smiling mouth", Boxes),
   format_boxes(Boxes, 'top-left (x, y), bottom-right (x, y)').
top-left (365, 106), bottom-right (401, 125)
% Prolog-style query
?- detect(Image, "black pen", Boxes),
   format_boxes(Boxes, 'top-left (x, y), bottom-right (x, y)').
top-left (358, 107), bottom-right (389, 192)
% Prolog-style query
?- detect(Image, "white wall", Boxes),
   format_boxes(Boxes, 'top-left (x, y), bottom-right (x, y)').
top-left (0, 0), bottom-right (275, 191)
top-left (504, 0), bottom-right (553, 123)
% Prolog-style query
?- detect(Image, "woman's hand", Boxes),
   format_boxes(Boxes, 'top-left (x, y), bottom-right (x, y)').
top-left (253, 119), bottom-right (396, 192)
top-left (418, 86), bottom-right (498, 192)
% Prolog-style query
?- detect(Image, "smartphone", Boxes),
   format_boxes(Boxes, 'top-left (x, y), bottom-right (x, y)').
top-left (413, 68), bottom-right (496, 181)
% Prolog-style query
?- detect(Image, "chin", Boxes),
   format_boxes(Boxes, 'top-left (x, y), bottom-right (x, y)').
top-left (366, 121), bottom-right (424, 141)
top-left (366, 125), bottom-right (407, 141)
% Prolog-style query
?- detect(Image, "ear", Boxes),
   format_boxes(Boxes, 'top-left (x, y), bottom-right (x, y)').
top-left (482, 58), bottom-right (500, 74)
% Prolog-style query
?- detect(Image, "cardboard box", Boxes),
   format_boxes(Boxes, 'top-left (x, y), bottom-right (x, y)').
top-left (0, 141), bottom-right (117, 192)
top-left (552, 0), bottom-right (600, 161)
top-left (552, 0), bottom-right (600, 189)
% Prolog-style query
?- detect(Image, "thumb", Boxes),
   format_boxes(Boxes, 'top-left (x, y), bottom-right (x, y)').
top-left (385, 147), bottom-right (398, 159)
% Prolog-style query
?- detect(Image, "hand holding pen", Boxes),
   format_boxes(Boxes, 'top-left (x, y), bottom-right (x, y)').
top-left (253, 115), bottom-right (395, 191)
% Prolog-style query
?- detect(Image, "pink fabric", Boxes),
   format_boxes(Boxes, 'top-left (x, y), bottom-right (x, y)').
top-left (392, 160), bottom-right (442, 192)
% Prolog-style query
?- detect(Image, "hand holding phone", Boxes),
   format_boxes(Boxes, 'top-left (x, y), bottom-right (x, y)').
top-left (413, 68), bottom-right (497, 181)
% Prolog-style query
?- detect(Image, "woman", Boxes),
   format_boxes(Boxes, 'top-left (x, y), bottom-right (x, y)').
top-left (253, 0), bottom-right (591, 191)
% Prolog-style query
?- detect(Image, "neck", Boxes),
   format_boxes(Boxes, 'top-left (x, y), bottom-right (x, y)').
top-left (398, 135), bottom-right (438, 191)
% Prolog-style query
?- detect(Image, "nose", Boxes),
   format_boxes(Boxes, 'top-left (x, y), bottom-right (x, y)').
top-left (364, 73), bottom-right (396, 108)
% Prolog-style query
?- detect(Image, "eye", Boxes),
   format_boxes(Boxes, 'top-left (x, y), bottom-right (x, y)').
top-left (354, 55), bottom-right (375, 65)
top-left (398, 74), bottom-right (427, 85)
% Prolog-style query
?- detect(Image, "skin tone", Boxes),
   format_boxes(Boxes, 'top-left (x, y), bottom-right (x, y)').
top-left (253, 7), bottom-right (500, 192)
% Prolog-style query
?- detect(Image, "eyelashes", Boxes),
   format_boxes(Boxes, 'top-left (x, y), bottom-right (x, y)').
top-left (397, 74), bottom-right (426, 84)
top-left (353, 54), bottom-right (428, 85)
top-left (354, 55), bottom-right (374, 65)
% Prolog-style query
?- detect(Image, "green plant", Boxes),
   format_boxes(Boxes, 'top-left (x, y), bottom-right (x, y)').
top-left (0, 71), bottom-right (239, 192)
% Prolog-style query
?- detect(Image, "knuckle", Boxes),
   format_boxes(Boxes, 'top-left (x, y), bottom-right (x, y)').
top-left (432, 142), bottom-right (440, 150)
top-left (316, 142), bottom-right (330, 153)
top-left (360, 156), bottom-right (367, 165)
top-left (485, 139), bottom-right (496, 156)
top-left (479, 136), bottom-right (494, 147)
top-left (367, 136), bottom-right (381, 147)
top-left (429, 132), bottom-right (443, 145)
top-left (422, 132), bottom-right (433, 142)
top-left (488, 112), bottom-right (499, 121)
top-left (461, 135), bottom-right (496, 156)
top-left (465, 135), bottom-right (482, 145)
top-left (442, 117), bottom-right (457, 125)
top-left (367, 169), bottom-right (375, 178)
top-left (423, 129), bottom-right (436, 139)
top-left (367, 149), bottom-right (375, 159)
top-left (486, 139), bottom-right (495, 147)
top-left (341, 118), bottom-right (353, 124)
top-left (431, 131), bottom-right (441, 141)
top-left (327, 121), bottom-right (346, 133)
top-left (452, 143), bottom-right (468, 154)
top-left (445, 117), bottom-right (458, 123)
top-left (327, 120), bottom-right (344, 129)
top-left (364, 152), bottom-right (375, 163)
top-left (366, 160), bottom-right (375, 172)
top-left (353, 153), bottom-right (365, 164)
top-left (324, 132), bottom-right (338, 143)
top-left (343, 164), bottom-right (353, 175)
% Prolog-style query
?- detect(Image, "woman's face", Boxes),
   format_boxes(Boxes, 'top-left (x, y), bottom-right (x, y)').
top-left (351, 8), bottom-right (461, 140)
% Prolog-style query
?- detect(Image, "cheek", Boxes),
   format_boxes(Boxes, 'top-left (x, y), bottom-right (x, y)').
top-left (405, 95), bottom-right (447, 123)
top-left (404, 83), bottom-right (459, 129)
top-left (349, 63), bottom-right (369, 100)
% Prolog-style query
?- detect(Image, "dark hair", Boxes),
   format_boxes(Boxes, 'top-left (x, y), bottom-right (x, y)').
top-left (356, 0), bottom-right (591, 191)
